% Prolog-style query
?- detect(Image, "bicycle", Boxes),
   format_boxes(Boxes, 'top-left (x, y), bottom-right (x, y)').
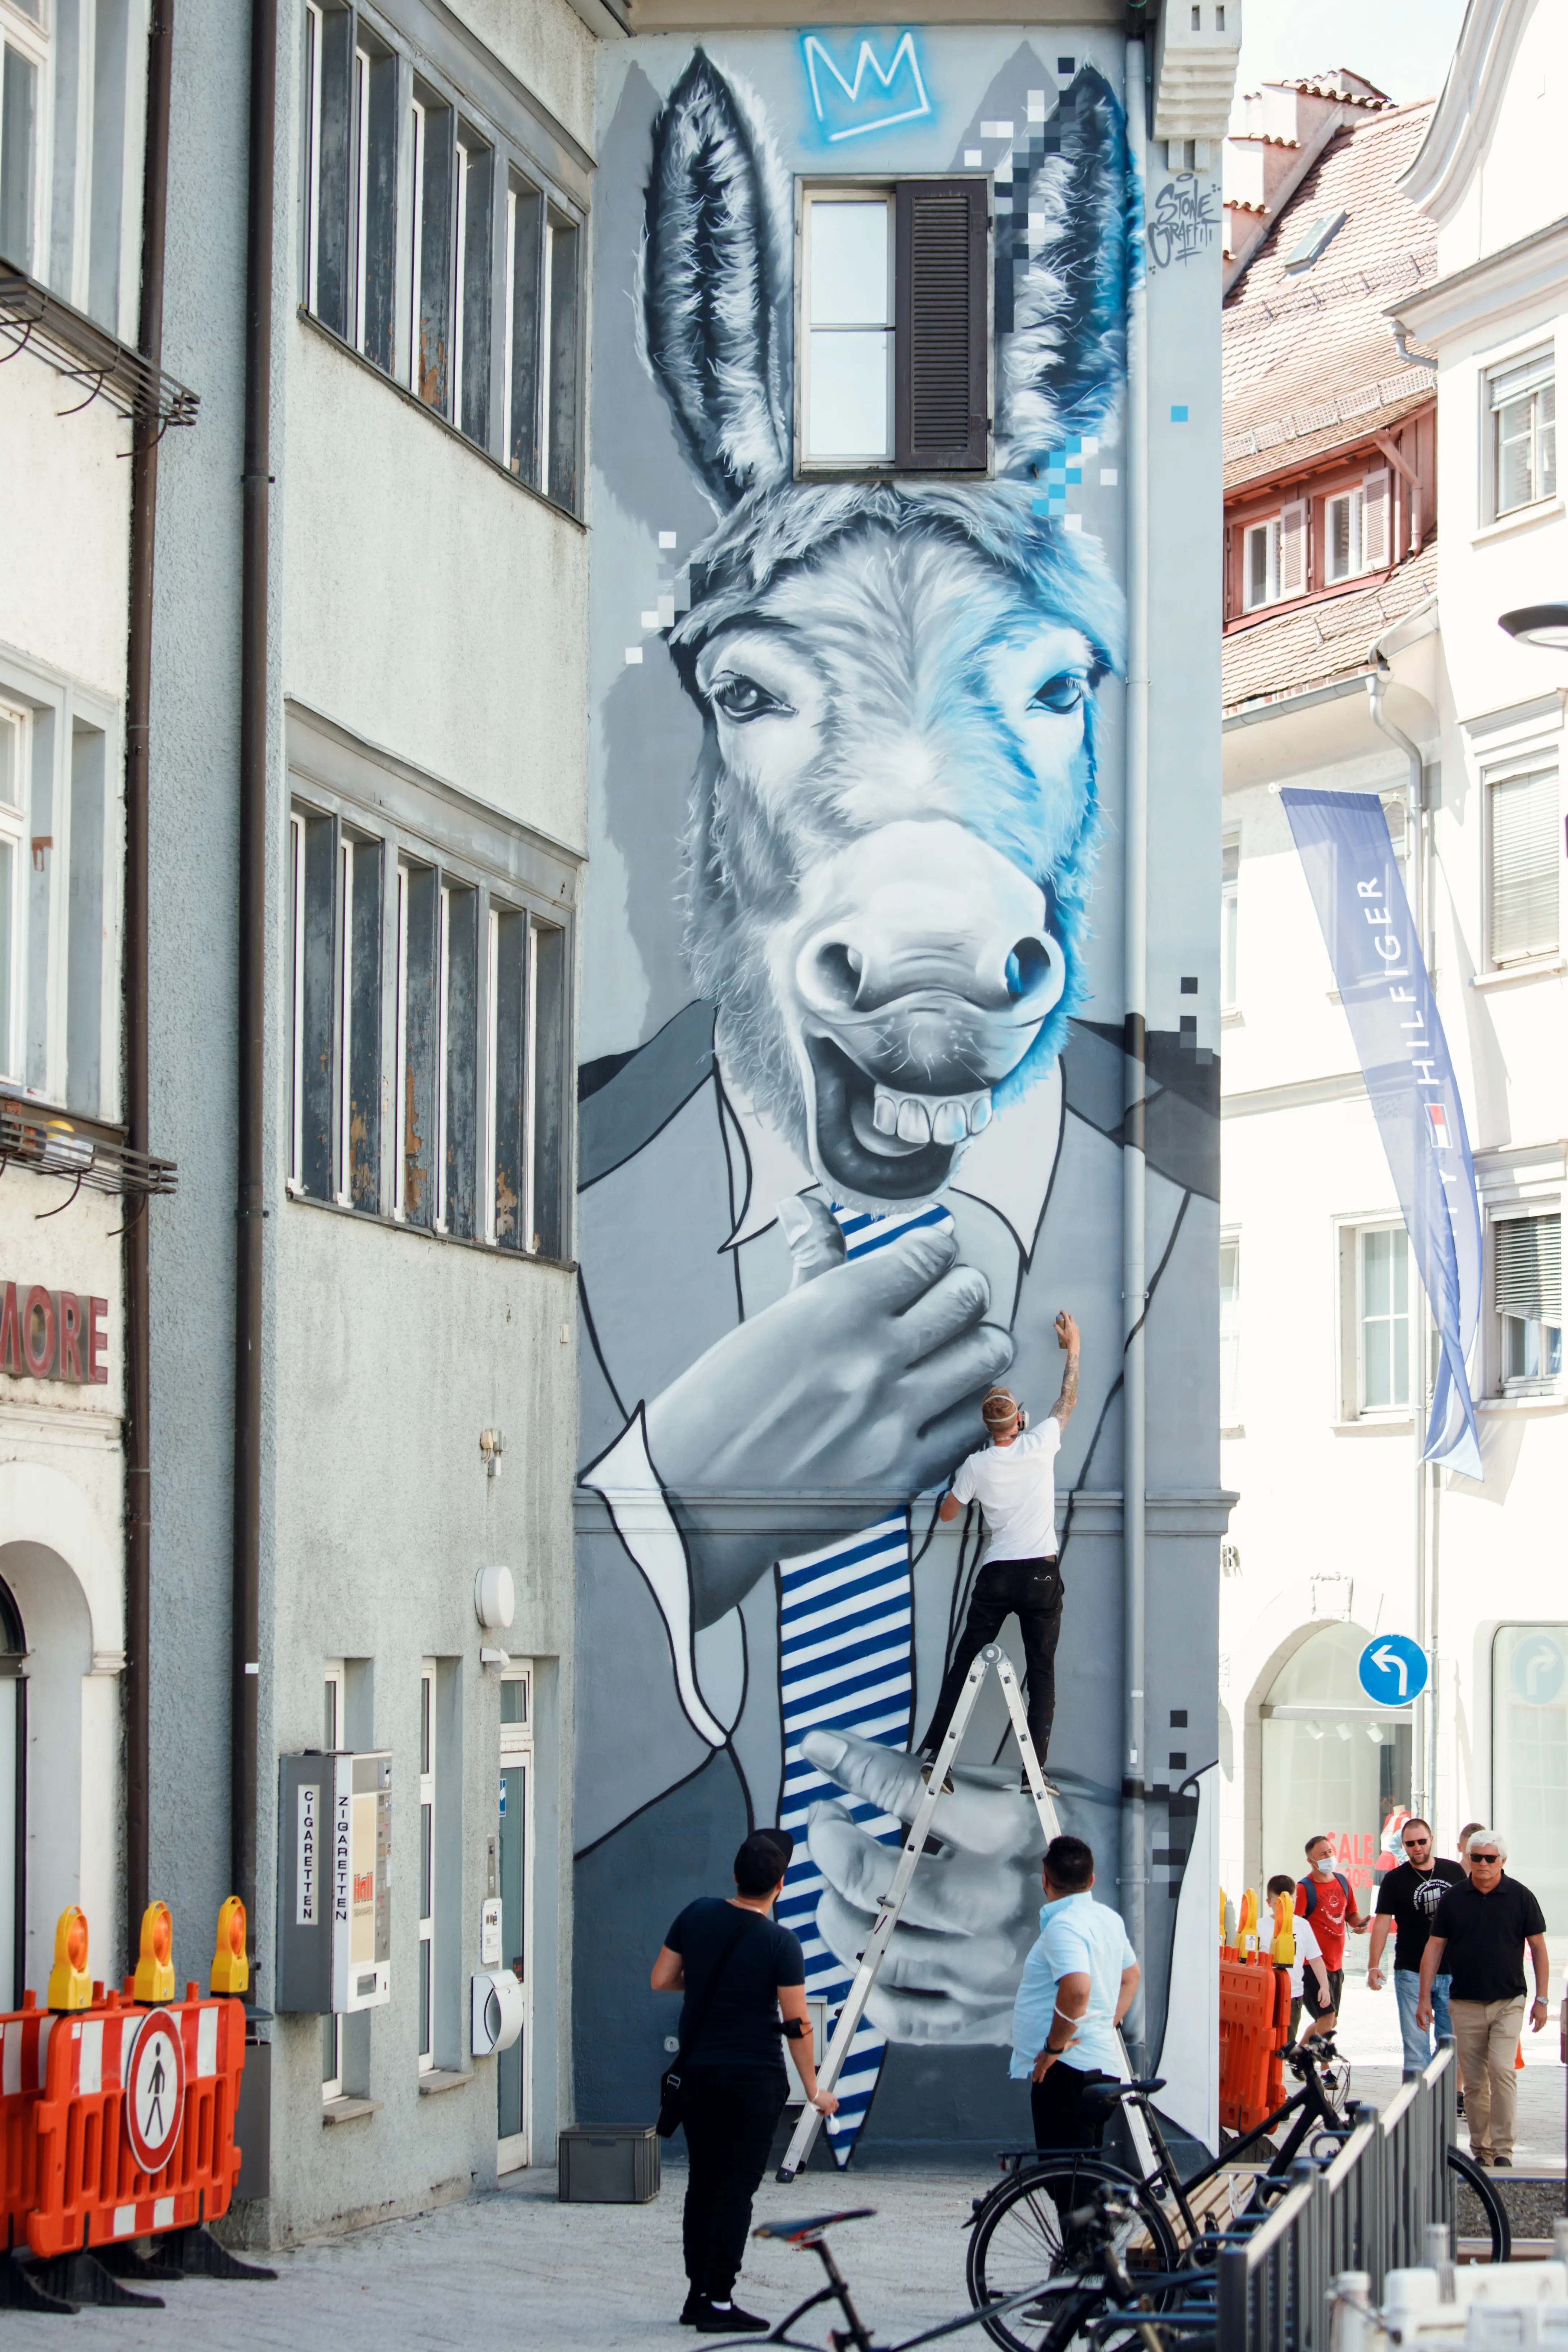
top-left (966, 2040), bottom-right (1508, 2352)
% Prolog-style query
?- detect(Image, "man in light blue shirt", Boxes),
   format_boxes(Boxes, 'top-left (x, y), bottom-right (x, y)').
top-left (1011, 1834), bottom-right (1139, 2151)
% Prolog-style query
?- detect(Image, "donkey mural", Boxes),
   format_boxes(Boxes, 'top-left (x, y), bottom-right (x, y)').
top-left (575, 47), bottom-right (1210, 2142)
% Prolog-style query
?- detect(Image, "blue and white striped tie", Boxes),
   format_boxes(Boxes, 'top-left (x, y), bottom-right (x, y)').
top-left (774, 1198), bottom-right (952, 2160)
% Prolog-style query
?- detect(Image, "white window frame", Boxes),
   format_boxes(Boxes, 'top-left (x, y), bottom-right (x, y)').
top-left (1483, 755), bottom-right (1560, 971)
top-left (1219, 1228), bottom-right (1241, 1431)
top-left (392, 861), bottom-right (410, 1219)
top-left (434, 881), bottom-right (450, 1230)
top-left (1240, 499), bottom-right (1305, 611)
top-left (497, 1663), bottom-right (533, 2172)
top-left (353, 38), bottom-right (372, 351)
top-left (1242, 514), bottom-right (1279, 611)
top-left (322, 1659), bottom-right (346, 2103)
top-left (289, 810), bottom-right (306, 1189)
top-left (798, 184), bottom-right (896, 473)
top-left (1323, 486), bottom-right (1363, 584)
top-left (0, 6), bottom-right (52, 285)
top-left (1486, 342), bottom-right (1556, 522)
top-left (1492, 1204), bottom-right (1562, 1397)
top-left (0, 698), bottom-right (30, 1089)
top-left (303, 0), bottom-right (325, 316)
top-left (1221, 831), bottom-right (1239, 1012)
top-left (418, 1659), bottom-right (436, 2073)
top-left (1356, 1222), bottom-right (1412, 1418)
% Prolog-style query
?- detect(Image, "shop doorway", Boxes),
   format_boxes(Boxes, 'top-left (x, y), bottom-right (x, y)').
top-left (497, 1667), bottom-right (533, 2172)
top-left (1259, 1620), bottom-right (1412, 1967)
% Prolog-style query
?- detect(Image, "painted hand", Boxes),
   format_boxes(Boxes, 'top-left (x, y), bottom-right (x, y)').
top-left (644, 1203), bottom-right (1012, 1621)
top-left (800, 1728), bottom-right (1042, 2045)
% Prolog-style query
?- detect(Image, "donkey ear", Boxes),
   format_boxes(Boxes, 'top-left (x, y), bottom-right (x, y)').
top-left (996, 65), bottom-right (1132, 468)
top-left (642, 52), bottom-right (789, 508)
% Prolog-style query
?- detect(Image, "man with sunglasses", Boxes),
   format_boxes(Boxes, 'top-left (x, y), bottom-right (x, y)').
top-left (1418, 1830), bottom-right (1550, 2169)
top-left (1367, 1818), bottom-right (1464, 2077)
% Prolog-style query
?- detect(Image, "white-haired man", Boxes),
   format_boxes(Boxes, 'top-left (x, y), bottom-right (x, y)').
top-left (1418, 1829), bottom-right (1549, 2169)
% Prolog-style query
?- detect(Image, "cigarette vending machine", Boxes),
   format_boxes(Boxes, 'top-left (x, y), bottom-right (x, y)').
top-left (276, 1751), bottom-right (392, 2012)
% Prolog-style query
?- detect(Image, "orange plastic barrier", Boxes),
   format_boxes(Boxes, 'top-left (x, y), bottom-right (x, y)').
top-left (27, 1986), bottom-right (246, 2259)
top-left (1263, 1967), bottom-right (1291, 2117)
top-left (0, 1997), bottom-right (60, 2250)
top-left (1219, 1955), bottom-right (1280, 2133)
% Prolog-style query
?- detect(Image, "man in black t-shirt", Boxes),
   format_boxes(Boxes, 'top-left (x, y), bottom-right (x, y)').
top-left (1417, 1828), bottom-right (1550, 2167)
top-left (651, 1830), bottom-right (838, 2332)
top-left (1368, 1818), bottom-right (1464, 2077)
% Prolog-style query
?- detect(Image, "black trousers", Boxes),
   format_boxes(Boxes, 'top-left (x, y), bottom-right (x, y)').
top-left (680, 2068), bottom-right (789, 2300)
top-left (920, 1557), bottom-right (1063, 1766)
top-left (1031, 2059), bottom-right (1104, 2154)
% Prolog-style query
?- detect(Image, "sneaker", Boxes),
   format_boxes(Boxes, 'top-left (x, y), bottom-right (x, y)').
top-left (1471, 2151), bottom-right (1492, 2168)
top-left (693, 2300), bottom-right (769, 2334)
top-left (1492, 2156), bottom-right (1512, 2169)
top-left (681, 2291), bottom-right (704, 2325)
top-left (918, 1760), bottom-right (955, 1795)
top-left (1022, 1772), bottom-right (1060, 1798)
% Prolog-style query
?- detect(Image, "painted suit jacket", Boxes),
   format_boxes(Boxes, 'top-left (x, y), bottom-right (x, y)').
top-left (573, 999), bottom-right (1216, 1857)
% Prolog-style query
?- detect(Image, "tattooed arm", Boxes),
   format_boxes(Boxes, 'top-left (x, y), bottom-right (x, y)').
top-left (1049, 1311), bottom-right (1080, 1428)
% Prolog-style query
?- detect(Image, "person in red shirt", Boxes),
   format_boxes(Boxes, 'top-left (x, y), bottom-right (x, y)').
top-left (1295, 1833), bottom-right (1370, 2016)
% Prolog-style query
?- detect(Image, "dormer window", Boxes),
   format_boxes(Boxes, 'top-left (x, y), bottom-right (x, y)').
top-left (1242, 501), bottom-right (1304, 611)
top-left (1323, 470), bottom-right (1389, 583)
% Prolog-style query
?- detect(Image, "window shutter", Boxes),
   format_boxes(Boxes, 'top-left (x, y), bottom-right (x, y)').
top-left (1362, 468), bottom-right (1391, 569)
top-left (1490, 765), bottom-right (1560, 961)
top-left (895, 179), bottom-right (988, 472)
top-left (1279, 499), bottom-right (1306, 596)
top-left (1495, 1214), bottom-right (1562, 1321)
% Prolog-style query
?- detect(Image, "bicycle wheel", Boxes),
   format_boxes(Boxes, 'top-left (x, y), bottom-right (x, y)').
top-left (1448, 2147), bottom-right (1511, 2264)
top-left (967, 2154), bottom-right (1181, 2352)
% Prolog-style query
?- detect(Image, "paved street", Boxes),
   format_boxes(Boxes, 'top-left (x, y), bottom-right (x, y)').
top-left (1336, 1972), bottom-right (1566, 2172)
top-left (9, 2164), bottom-right (983, 2351)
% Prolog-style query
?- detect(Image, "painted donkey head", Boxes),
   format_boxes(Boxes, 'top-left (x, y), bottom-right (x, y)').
top-left (641, 54), bottom-right (1131, 1208)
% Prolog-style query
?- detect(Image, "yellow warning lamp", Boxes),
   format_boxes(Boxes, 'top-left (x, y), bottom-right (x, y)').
top-left (1270, 1888), bottom-right (1296, 1968)
top-left (47, 1906), bottom-right (92, 2012)
top-left (1238, 1887), bottom-right (1259, 1955)
top-left (210, 1896), bottom-right (249, 1996)
top-left (133, 1901), bottom-right (175, 2002)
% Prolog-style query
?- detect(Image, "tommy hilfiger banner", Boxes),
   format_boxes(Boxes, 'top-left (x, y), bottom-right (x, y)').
top-left (1282, 788), bottom-right (1483, 1479)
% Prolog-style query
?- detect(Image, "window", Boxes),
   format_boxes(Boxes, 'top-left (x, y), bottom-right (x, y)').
top-left (288, 804), bottom-right (382, 1207)
top-left (0, 676), bottom-right (116, 1119)
top-left (0, 20), bottom-right (41, 275)
top-left (1241, 500), bottom-right (1304, 612)
top-left (1493, 1627), bottom-right (1568, 1931)
top-left (322, 1660), bottom-right (345, 2101)
top-left (299, 0), bottom-right (585, 512)
top-left (287, 709), bottom-right (578, 1255)
top-left (1261, 1621), bottom-right (1410, 1926)
top-left (1323, 471), bottom-right (1389, 583)
top-left (1357, 1226), bottom-right (1409, 1413)
top-left (1282, 209), bottom-right (1346, 274)
top-left (1488, 346), bottom-right (1555, 519)
top-left (1487, 763), bottom-right (1559, 966)
top-left (418, 1660), bottom-right (435, 2071)
top-left (1221, 833), bottom-right (1239, 1008)
top-left (486, 904), bottom-right (567, 1255)
top-left (1495, 1211), bottom-right (1561, 1387)
top-left (798, 180), bottom-right (988, 474)
top-left (1219, 1232), bottom-right (1240, 1425)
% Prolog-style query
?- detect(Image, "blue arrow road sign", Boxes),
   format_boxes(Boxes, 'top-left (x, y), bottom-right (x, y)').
top-left (1358, 1634), bottom-right (1429, 1707)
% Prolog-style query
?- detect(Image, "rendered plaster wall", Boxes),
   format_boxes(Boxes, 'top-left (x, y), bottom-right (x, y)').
top-left (0, 359), bottom-right (131, 699)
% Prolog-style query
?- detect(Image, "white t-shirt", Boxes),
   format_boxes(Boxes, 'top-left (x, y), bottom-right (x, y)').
top-left (1288, 1912), bottom-right (1324, 1998)
top-left (950, 1420), bottom-right (1063, 1563)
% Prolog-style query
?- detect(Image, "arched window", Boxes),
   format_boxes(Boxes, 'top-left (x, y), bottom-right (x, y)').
top-left (0, 1574), bottom-right (22, 2010)
top-left (1259, 1620), bottom-right (1412, 1951)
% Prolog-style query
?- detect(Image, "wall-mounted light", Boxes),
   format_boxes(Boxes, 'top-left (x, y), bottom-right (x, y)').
top-left (1499, 604), bottom-right (1568, 651)
top-left (479, 1427), bottom-right (505, 1478)
top-left (475, 1563), bottom-right (515, 1633)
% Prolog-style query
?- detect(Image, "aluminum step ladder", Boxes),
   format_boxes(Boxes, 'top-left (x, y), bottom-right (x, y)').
top-left (776, 1641), bottom-right (1157, 2181)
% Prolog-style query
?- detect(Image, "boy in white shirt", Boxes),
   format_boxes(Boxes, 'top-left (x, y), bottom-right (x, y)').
top-left (917, 1312), bottom-right (1079, 1779)
top-left (1266, 1873), bottom-right (1335, 2043)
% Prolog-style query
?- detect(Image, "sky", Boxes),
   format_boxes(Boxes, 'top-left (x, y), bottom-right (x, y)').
top-left (1230, 0), bottom-right (1469, 125)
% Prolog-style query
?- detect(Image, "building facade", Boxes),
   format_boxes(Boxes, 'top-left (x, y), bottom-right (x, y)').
top-left (1217, 0), bottom-right (1568, 1951)
top-left (143, 0), bottom-right (599, 2243)
top-left (0, 0), bottom-right (181, 2017)
top-left (572, 0), bottom-right (1235, 2163)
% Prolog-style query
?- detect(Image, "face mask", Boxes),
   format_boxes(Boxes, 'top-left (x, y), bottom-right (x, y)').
top-left (1312, 1856), bottom-right (1332, 1874)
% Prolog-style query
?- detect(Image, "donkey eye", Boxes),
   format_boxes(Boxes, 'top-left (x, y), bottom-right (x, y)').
top-left (711, 674), bottom-right (791, 722)
top-left (1029, 671), bottom-right (1088, 714)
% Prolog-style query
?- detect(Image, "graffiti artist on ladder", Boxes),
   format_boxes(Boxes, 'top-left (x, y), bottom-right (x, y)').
top-left (651, 1830), bottom-right (838, 2334)
top-left (917, 1312), bottom-right (1080, 1785)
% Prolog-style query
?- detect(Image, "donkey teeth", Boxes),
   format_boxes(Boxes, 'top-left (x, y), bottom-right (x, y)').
top-left (871, 1086), bottom-right (994, 1145)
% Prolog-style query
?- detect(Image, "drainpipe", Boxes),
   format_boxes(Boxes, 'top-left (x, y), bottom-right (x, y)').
top-left (1120, 23), bottom-right (1150, 2050)
top-left (124, 0), bottom-right (176, 1965)
top-left (234, 0), bottom-right (277, 1968)
top-left (1366, 600), bottom-right (1437, 1824)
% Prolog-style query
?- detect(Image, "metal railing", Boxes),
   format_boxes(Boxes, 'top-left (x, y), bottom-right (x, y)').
top-left (1217, 2044), bottom-right (1457, 2352)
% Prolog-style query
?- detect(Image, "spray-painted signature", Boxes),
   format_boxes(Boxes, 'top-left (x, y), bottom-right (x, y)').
top-left (1148, 174), bottom-right (1218, 270)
